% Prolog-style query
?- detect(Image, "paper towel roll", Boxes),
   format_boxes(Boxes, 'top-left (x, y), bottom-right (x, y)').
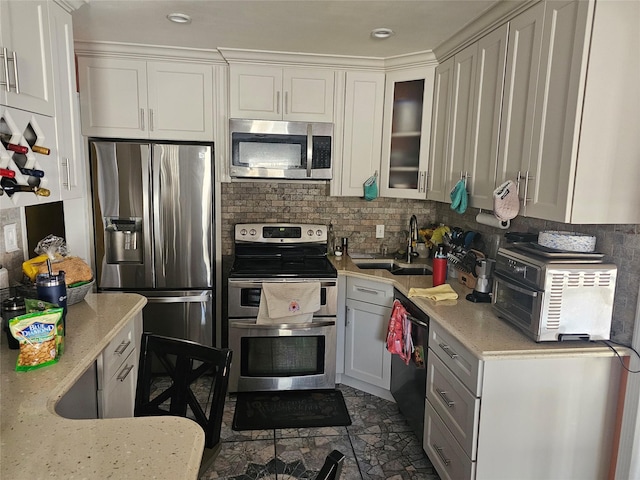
top-left (476, 212), bottom-right (510, 229)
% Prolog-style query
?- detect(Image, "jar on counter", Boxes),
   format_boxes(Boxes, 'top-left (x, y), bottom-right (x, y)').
top-left (3, 296), bottom-right (25, 349)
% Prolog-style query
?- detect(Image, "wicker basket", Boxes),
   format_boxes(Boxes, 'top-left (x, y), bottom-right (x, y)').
top-left (67, 279), bottom-right (95, 305)
top-left (15, 279), bottom-right (94, 306)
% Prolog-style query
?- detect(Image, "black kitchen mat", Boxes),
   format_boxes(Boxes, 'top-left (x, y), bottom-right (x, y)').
top-left (232, 389), bottom-right (352, 431)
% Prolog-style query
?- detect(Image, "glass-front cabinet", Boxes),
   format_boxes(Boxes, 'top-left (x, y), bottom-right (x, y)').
top-left (380, 66), bottom-right (435, 199)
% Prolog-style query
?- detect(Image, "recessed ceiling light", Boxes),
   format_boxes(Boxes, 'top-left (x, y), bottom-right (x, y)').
top-left (371, 28), bottom-right (394, 39)
top-left (167, 13), bottom-right (192, 24)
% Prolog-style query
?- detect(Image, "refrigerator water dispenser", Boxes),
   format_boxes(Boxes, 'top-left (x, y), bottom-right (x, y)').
top-left (105, 218), bottom-right (143, 264)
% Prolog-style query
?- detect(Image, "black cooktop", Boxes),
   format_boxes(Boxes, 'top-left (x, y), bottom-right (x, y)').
top-left (230, 243), bottom-right (337, 279)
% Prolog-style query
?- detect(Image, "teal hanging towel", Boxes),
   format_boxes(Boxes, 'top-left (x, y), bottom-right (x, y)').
top-left (363, 171), bottom-right (378, 201)
top-left (450, 179), bottom-right (468, 214)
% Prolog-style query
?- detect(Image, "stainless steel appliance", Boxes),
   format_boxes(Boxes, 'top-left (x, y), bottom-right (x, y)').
top-left (466, 258), bottom-right (495, 303)
top-left (89, 140), bottom-right (214, 346)
top-left (229, 119), bottom-right (333, 179)
top-left (390, 288), bottom-right (429, 442)
top-left (227, 223), bottom-right (338, 392)
top-left (492, 246), bottom-right (617, 342)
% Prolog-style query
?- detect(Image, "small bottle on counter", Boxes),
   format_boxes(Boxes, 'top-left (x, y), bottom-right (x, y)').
top-left (341, 237), bottom-right (348, 256)
top-left (432, 244), bottom-right (447, 286)
top-left (3, 297), bottom-right (25, 349)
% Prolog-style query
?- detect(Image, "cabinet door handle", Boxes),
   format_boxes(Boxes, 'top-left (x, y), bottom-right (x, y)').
top-left (117, 363), bottom-right (134, 382)
top-left (149, 108), bottom-right (154, 131)
top-left (1, 48), bottom-right (9, 92)
top-left (419, 171), bottom-right (427, 193)
top-left (432, 444), bottom-right (451, 466)
top-left (9, 50), bottom-right (19, 93)
top-left (114, 340), bottom-right (131, 355)
top-left (436, 388), bottom-right (455, 407)
top-left (276, 91), bottom-right (281, 115)
top-left (517, 170), bottom-right (533, 204)
top-left (140, 108), bottom-right (145, 131)
top-left (62, 158), bottom-right (71, 190)
top-left (285, 91), bottom-right (289, 115)
top-left (438, 343), bottom-right (458, 359)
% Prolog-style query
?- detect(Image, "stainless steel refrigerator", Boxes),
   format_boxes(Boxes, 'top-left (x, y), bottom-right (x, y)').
top-left (89, 140), bottom-right (214, 346)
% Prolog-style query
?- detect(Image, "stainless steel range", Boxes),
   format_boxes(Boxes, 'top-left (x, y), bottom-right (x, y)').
top-left (227, 223), bottom-right (338, 392)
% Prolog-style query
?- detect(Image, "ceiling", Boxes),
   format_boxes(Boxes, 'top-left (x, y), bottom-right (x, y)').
top-left (71, 0), bottom-right (505, 58)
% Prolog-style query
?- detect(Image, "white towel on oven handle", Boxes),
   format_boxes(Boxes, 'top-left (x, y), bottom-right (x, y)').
top-left (257, 282), bottom-right (321, 324)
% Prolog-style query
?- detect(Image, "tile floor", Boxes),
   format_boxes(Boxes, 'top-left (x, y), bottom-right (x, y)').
top-left (200, 384), bottom-right (441, 480)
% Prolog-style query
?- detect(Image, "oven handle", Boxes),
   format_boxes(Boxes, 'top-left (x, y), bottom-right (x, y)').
top-left (494, 271), bottom-right (540, 297)
top-left (228, 280), bottom-right (337, 288)
top-left (230, 319), bottom-right (335, 330)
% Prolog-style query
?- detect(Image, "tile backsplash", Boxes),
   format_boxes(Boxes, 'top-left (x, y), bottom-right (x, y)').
top-left (222, 181), bottom-right (640, 345)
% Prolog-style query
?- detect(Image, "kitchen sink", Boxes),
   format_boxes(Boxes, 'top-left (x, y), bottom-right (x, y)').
top-left (351, 258), bottom-right (432, 276)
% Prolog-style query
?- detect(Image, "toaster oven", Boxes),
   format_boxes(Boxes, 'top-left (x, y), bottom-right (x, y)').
top-left (492, 246), bottom-right (617, 342)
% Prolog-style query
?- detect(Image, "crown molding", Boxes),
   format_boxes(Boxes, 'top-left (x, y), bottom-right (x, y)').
top-left (54, 0), bottom-right (86, 13)
top-left (434, 0), bottom-right (540, 61)
top-left (74, 41), bottom-right (226, 64)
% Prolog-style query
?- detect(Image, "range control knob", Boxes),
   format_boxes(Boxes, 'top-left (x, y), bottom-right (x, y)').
top-left (316, 229), bottom-right (323, 237)
top-left (239, 228), bottom-right (247, 236)
top-left (249, 229), bottom-right (257, 236)
top-left (307, 229), bottom-right (314, 237)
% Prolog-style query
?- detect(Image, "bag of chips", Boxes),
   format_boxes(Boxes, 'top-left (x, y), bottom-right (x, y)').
top-left (9, 308), bottom-right (64, 372)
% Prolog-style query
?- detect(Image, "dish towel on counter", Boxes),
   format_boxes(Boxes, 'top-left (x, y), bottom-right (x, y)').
top-left (257, 282), bottom-right (321, 324)
top-left (386, 300), bottom-right (413, 365)
top-left (450, 179), bottom-right (468, 214)
top-left (408, 284), bottom-right (459, 302)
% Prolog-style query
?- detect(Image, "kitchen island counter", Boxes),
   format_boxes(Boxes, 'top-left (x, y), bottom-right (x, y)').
top-left (0, 292), bottom-right (204, 480)
top-left (331, 255), bottom-right (629, 359)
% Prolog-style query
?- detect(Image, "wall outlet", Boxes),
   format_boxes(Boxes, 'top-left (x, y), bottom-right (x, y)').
top-left (4, 223), bottom-right (18, 252)
top-left (376, 225), bottom-right (385, 238)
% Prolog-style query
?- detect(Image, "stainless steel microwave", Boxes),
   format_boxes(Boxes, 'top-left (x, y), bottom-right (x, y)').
top-left (229, 118), bottom-right (333, 180)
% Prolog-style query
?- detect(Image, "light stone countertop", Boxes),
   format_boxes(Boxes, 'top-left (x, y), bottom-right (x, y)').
top-left (1, 292), bottom-right (204, 480)
top-left (332, 255), bottom-right (629, 360)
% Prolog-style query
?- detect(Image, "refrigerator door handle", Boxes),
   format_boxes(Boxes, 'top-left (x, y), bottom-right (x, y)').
top-left (141, 144), bottom-right (154, 287)
top-left (146, 294), bottom-right (211, 303)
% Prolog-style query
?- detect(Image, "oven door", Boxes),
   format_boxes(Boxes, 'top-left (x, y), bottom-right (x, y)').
top-left (228, 279), bottom-right (337, 318)
top-left (492, 271), bottom-right (544, 341)
top-left (228, 319), bottom-right (336, 393)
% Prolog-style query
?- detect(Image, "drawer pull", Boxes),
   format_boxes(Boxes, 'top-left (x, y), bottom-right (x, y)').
top-left (117, 363), bottom-right (134, 382)
top-left (436, 388), bottom-right (455, 408)
top-left (114, 340), bottom-right (131, 355)
top-left (438, 343), bottom-right (458, 359)
top-left (433, 444), bottom-right (451, 466)
top-left (355, 287), bottom-right (380, 296)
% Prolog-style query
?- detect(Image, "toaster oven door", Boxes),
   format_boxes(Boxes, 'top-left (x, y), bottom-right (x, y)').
top-left (492, 271), bottom-right (544, 340)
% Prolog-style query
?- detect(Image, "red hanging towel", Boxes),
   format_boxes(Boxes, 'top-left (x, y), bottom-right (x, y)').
top-left (386, 300), bottom-right (413, 365)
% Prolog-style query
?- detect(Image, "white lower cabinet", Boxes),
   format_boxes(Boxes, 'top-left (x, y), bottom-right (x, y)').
top-left (425, 322), bottom-right (623, 480)
top-left (98, 312), bottom-right (142, 418)
top-left (343, 277), bottom-right (393, 389)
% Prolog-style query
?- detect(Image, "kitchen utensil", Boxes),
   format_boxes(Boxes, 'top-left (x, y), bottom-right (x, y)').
top-left (466, 258), bottom-right (496, 303)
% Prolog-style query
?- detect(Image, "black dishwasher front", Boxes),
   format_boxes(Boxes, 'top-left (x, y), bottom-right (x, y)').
top-left (390, 288), bottom-right (429, 442)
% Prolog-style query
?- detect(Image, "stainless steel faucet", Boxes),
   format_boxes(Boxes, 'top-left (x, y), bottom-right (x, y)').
top-left (407, 215), bottom-right (418, 263)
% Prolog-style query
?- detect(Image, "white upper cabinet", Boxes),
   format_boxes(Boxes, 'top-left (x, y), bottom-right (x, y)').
top-left (334, 70), bottom-right (385, 197)
top-left (49, 3), bottom-right (85, 200)
top-left (0, 1), bottom-right (55, 116)
top-left (495, 0), bottom-right (640, 223)
top-left (380, 66), bottom-right (435, 199)
top-left (77, 57), bottom-right (214, 141)
top-left (229, 65), bottom-right (335, 122)
top-left (429, 25), bottom-right (507, 209)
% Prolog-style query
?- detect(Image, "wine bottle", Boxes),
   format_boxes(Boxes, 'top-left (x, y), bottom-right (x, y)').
top-left (3, 142), bottom-right (28, 154)
top-left (0, 168), bottom-right (16, 178)
top-left (0, 179), bottom-right (50, 197)
top-left (31, 145), bottom-right (50, 155)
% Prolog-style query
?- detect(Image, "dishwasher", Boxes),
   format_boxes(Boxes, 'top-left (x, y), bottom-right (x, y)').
top-left (390, 288), bottom-right (429, 442)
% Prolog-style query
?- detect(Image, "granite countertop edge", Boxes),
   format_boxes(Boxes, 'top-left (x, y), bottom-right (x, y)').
top-left (0, 292), bottom-right (204, 480)
top-left (331, 255), bottom-right (631, 361)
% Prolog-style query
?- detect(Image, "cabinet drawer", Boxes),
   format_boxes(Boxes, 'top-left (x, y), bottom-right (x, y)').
top-left (427, 351), bottom-right (480, 459)
top-left (101, 348), bottom-right (137, 419)
top-left (346, 277), bottom-right (393, 306)
top-left (102, 321), bottom-right (136, 384)
top-left (424, 400), bottom-right (475, 480)
top-left (429, 324), bottom-right (482, 395)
